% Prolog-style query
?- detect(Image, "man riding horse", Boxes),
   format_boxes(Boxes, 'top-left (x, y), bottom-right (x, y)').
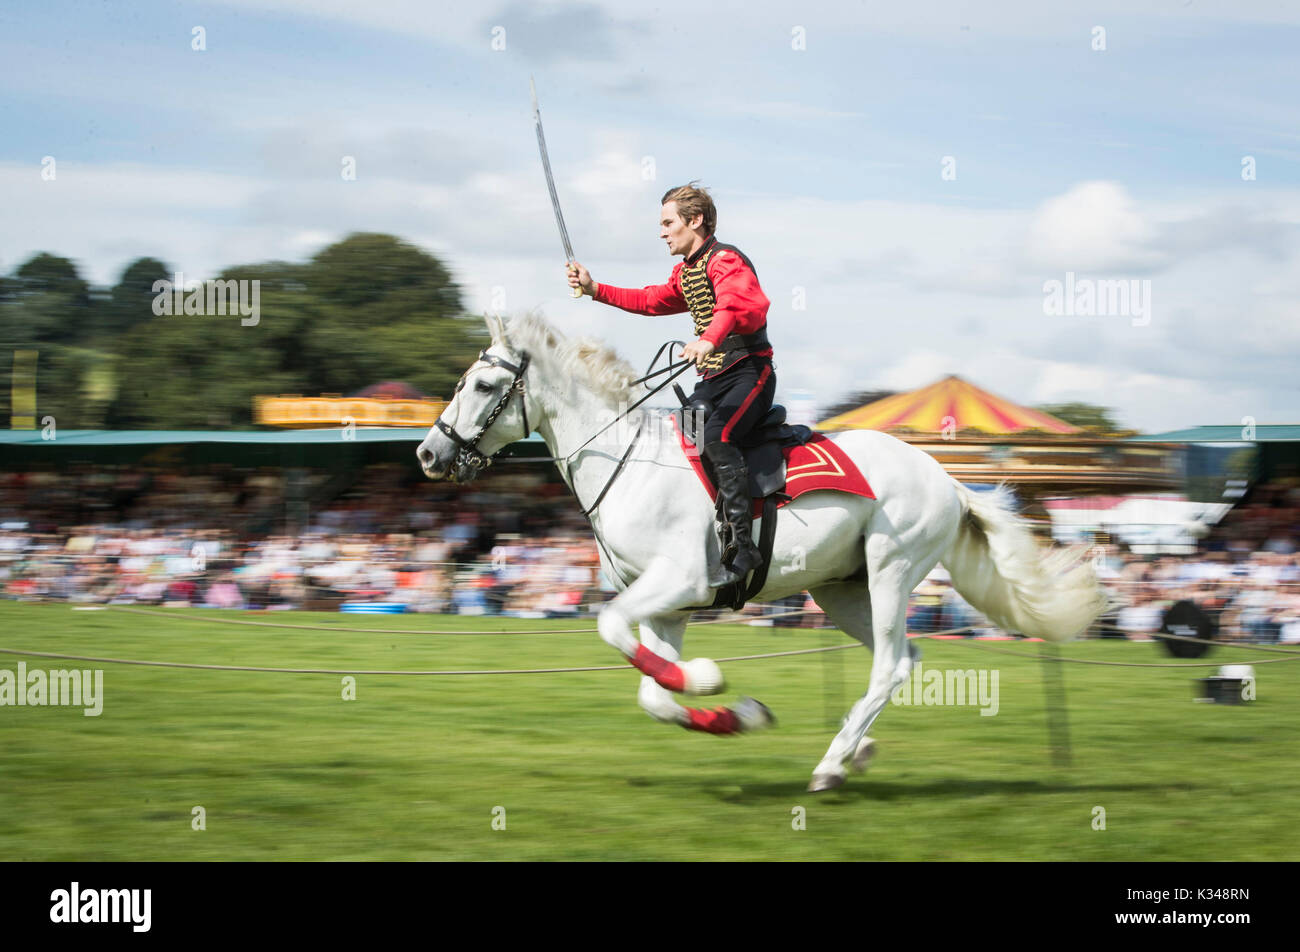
top-left (566, 183), bottom-right (775, 589)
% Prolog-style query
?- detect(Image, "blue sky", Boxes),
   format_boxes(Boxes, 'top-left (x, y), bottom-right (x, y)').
top-left (4, 0), bottom-right (1299, 432)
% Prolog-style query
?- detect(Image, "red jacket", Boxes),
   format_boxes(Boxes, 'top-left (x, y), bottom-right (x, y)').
top-left (593, 236), bottom-right (772, 355)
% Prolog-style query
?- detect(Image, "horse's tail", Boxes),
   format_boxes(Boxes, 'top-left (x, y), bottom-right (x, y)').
top-left (941, 481), bottom-right (1109, 642)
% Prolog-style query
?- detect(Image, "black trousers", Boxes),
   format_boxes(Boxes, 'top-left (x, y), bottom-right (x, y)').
top-left (691, 357), bottom-right (776, 446)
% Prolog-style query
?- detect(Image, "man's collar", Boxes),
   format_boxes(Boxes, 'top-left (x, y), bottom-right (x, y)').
top-left (684, 234), bottom-right (717, 266)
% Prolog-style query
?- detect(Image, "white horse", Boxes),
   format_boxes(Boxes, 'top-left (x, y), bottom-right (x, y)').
top-left (417, 314), bottom-right (1107, 791)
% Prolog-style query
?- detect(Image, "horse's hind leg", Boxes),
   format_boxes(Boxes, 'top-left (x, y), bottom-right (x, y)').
top-left (636, 614), bottom-right (776, 735)
top-left (805, 579), bottom-right (892, 773)
top-left (808, 562), bottom-right (923, 792)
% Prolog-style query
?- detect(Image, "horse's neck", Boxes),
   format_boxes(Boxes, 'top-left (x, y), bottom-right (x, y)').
top-left (533, 379), bottom-right (669, 515)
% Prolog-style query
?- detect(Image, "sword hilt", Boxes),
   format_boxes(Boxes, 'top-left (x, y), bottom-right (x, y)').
top-left (567, 263), bottom-right (585, 298)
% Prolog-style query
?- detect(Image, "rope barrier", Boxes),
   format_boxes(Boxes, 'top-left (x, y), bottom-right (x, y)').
top-left (104, 604), bottom-right (816, 634)
top-left (1090, 619), bottom-right (1300, 655)
top-left (0, 641), bottom-right (862, 676)
top-left (102, 605), bottom-right (1300, 658)
top-left (4, 605), bottom-right (1294, 676)
top-left (934, 636), bottom-right (1300, 668)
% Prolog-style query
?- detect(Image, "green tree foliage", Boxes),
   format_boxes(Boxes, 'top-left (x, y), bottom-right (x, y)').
top-left (257, 234), bottom-right (480, 401)
top-left (1032, 402), bottom-right (1130, 435)
top-left (0, 253), bottom-right (92, 348)
top-left (0, 254), bottom-right (107, 427)
top-left (102, 257), bottom-right (171, 338)
top-left (14, 253), bottom-right (90, 304)
top-left (2, 236), bottom-right (485, 429)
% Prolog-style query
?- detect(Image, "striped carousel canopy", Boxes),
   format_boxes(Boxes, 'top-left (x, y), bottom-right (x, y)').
top-left (817, 374), bottom-right (1081, 435)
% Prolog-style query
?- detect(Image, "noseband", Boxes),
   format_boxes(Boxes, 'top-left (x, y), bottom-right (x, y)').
top-left (434, 350), bottom-right (530, 473)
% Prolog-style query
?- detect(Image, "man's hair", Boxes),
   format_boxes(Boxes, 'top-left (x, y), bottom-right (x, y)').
top-left (661, 182), bottom-right (716, 234)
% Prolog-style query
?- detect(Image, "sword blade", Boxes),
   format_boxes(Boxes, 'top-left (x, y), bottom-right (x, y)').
top-left (531, 77), bottom-right (576, 263)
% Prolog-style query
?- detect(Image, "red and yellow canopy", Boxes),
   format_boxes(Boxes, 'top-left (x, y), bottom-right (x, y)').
top-left (817, 375), bottom-right (1080, 435)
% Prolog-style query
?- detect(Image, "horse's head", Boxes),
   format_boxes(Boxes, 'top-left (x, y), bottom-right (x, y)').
top-left (417, 315), bottom-right (534, 483)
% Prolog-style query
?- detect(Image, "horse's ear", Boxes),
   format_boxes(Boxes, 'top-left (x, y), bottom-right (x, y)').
top-left (485, 314), bottom-right (511, 350)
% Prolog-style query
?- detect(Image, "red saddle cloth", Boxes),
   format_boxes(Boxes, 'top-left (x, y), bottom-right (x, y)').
top-left (675, 421), bottom-right (876, 515)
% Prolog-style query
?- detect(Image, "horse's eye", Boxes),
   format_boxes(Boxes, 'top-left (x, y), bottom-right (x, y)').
top-left (475, 380), bottom-right (494, 394)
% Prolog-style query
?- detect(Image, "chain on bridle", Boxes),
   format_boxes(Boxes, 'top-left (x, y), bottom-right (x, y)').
top-left (434, 350), bottom-right (531, 474)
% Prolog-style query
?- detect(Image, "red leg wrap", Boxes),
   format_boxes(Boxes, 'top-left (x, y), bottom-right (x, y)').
top-left (631, 644), bottom-right (685, 693)
top-left (685, 706), bottom-right (741, 734)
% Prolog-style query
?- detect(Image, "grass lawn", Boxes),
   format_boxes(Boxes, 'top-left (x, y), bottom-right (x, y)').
top-left (1, 602), bottom-right (1295, 860)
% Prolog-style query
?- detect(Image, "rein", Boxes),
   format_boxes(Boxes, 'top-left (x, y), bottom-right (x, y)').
top-left (557, 343), bottom-right (694, 588)
top-left (557, 349), bottom-right (694, 469)
top-left (559, 352), bottom-right (694, 519)
top-left (571, 417), bottom-right (645, 519)
top-left (437, 341), bottom-right (694, 523)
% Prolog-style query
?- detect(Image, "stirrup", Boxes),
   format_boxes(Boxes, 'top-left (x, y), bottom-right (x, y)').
top-left (708, 545), bottom-right (762, 590)
top-left (709, 561), bottom-right (746, 590)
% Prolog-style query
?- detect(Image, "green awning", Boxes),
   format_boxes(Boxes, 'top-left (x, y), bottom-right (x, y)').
top-left (1125, 425), bottom-right (1300, 444)
top-left (0, 428), bottom-right (548, 467)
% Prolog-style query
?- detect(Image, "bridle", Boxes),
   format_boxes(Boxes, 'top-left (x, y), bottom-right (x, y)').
top-left (434, 349), bottom-right (530, 474)
top-left (432, 341), bottom-right (694, 519)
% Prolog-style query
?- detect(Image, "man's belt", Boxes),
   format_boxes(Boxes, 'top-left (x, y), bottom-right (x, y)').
top-left (698, 328), bottom-right (771, 374)
top-left (715, 328), bottom-right (770, 361)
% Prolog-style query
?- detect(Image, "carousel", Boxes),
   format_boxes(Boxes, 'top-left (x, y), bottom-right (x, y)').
top-left (816, 374), bottom-right (1181, 521)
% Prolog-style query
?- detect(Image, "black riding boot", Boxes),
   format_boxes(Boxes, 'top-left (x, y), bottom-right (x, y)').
top-left (704, 441), bottom-right (764, 589)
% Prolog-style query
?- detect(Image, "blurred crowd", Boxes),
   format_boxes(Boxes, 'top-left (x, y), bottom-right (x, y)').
top-left (1, 465), bottom-right (602, 617)
top-left (2, 466), bottom-right (1298, 641)
top-left (0, 526), bottom-right (603, 617)
top-left (1203, 480), bottom-right (1300, 557)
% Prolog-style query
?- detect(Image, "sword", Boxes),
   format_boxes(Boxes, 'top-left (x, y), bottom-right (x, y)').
top-left (530, 77), bottom-right (584, 298)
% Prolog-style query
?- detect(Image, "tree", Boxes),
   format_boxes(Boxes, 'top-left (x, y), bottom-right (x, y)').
top-left (102, 257), bottom-right (171, 338)
top-left (302, 233), bottom-right (461, 312)
top-left (1031, 402), bottom-right (1130, 435)
top-left (0, 253), bottom-right (97, 348)
top-left (108, 313), bottom-right (290, 427)
top-left (107, 234), bottom-right (483, 427)
top-left (14, 253), bottom-right (90, 305)
top-left (263, 234), bottom-right (481, 399)
top-left (0, 255), bottom-right (115, 427)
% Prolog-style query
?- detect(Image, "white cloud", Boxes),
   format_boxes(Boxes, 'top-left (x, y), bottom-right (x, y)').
top-left (1025, 181), bottom-right (1164, 272)
top-left (9, 155), bottom-right (1297, 434)
top-left (206, 0), bottom-right (1300, 46)
top-left (7, 0), bottom-right (1300, 439)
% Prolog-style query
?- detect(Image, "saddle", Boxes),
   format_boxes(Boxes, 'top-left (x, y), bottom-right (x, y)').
top-left (674, 401), bottom-right (815, 498)
top-left (672, 392), bottom-right (815, 610)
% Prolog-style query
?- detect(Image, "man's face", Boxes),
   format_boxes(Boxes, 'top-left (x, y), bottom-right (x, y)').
top-left (660, 200), bottom-right (702, 256)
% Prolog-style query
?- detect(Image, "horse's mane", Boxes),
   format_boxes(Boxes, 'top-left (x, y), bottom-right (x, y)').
top-left (504, 313), bottom-right (639, 406)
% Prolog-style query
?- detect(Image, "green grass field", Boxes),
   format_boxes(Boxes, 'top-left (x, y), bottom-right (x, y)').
top-left (1, 601), bottom-right (1296, 860)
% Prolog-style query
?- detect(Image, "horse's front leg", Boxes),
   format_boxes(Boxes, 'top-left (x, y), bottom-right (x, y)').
top-left (636, 613), bottom-right (776, 735)
top-left (596, 554), bottom-right (724, 696)
top-left (635, 614), bottom-right (690, 725)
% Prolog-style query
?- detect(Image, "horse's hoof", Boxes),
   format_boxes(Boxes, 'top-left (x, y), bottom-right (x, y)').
top-left (850, 736), bottom-right (878, 774)
top-left (681, 658), bottom-right (725, 696)
top-left (734, 696), bottom-right (776, 732)
top-left (808, 771), bottom-right (845, 793)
